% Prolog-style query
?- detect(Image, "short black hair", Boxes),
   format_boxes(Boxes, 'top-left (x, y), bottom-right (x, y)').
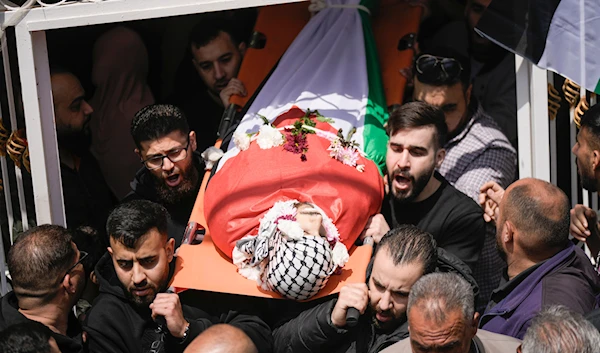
top-left (580, 103), bottom-right (600, 151)
top-left (414, 47), bottom-right (471, 90)
top-left (72, 226), bottom-right (106, 277)
top-left (387, 101), bottom-right (448, 149)
top-left (375, 224), bottom-right (438, 275)
top-left (0, 322), bottom-right (54, 353)
top-left (189, 15), bottom-right (241, 50)
top-left (106, 200), bottom-right (170, 249)
top-left (131, 104), bottom-right (190, 149)
top-left (8, 225), bottom-right (76, 299)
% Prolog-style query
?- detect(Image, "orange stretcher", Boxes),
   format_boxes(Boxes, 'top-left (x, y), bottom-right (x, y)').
top-left (171, 0), bottom-right (423, 298)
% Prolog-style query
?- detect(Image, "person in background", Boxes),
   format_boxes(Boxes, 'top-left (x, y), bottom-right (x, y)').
top-left (89, 26), bottom-right (155, 200)
top-left (0, 321), bottom-right (62, 353)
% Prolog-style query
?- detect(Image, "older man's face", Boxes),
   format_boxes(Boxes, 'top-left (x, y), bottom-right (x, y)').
top-left (409, 306), bottom-right (477, 353)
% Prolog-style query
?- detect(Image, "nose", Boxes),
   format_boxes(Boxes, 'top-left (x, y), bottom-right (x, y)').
top-left (572, 143), bottom-right (578, 154)
top-left (161, 156), bottom-right (175, 171)
top-left (132, 264), bottom-right (146, 286)
top-left (396, 150), bottom-right (410, 170)
top-left (379, 291), bottom-right (393, 310)
top-left (214, 63), bottom-right (225, 80)
top-left (82, 100), bottom-right (94, 115)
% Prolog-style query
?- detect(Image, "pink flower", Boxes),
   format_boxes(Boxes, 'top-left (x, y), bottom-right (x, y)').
top-left (337, 147), bottom-right (359, 167)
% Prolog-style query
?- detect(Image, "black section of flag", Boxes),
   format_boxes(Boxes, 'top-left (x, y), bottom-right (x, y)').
top-left (476, 0), bottom-right (561, 63)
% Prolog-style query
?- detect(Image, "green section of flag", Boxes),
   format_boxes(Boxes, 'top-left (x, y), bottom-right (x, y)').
top-left (360, 0), bottom-right (389, 175)
top-left (595, 78), bottom-right (600, 95)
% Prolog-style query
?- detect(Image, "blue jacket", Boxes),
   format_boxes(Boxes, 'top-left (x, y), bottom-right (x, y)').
top-left (480, 243), bottom-right (600, 339)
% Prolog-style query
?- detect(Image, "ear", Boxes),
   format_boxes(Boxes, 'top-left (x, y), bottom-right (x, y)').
top-left (435, 148), bottom-right (446, 168)
top-left (107, 247), bottom-right (113, 257)
top-left (465, 84), bottom-right (473, 106)
top-left (134, 148), bottom-right (142, 160)
top-left (166, 238), bottom-right (175, 263)
top-left (592, 150), bottom-right (600, 171)
top-left (238, 42), bottom-right (247, 56)
top-left (470, 312), bottom-right (479, 338)
top-left (502, 221), bottom-right (514, 243)
top-left (62, 274), bottom-right (78, 295)
top-left (189, 131), bottom-right (197, 152)
top-left (90, 271), bottom-right (98, 285)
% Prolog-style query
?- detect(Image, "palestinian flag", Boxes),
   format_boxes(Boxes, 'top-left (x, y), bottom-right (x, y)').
top-left (475, 0), bottom-right (600, 93)
top-left (219, 0), bottom-right (389, 172)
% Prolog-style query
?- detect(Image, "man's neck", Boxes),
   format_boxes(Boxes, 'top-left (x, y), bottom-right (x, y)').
top-left (413, 175), bottom-right (441, 203)
top-left (58, 146), bottom-right (77, 170)
top-left (506, 256), bottom-right (538, 281)
top-left (19, 303), bottom-right (70, 335)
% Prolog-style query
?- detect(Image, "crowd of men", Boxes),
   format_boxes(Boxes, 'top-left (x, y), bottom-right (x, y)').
top-left (2, 1), bottom-right (600, 352)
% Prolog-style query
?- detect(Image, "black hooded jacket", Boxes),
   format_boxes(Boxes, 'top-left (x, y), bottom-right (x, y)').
top-left (0, 292), bottom-right (84, 353)
top-left (122, 151), bottom-right (204, 248)
top-left (84, 253), bottom-right (272, 353)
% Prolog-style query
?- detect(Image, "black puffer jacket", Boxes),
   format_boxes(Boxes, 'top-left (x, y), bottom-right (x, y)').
top-left (84, 253), bottom-right (272, 353)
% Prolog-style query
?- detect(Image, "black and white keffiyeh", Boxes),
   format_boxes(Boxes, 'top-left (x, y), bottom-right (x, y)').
top-left (232, 200), bottom-right (349, 300)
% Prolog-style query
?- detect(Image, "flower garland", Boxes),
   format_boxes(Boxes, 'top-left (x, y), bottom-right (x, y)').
top-left (232, 110), bottom-right (365, 171)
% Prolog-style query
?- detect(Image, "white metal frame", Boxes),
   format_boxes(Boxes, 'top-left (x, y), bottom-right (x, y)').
top-left (3, 0), bottom-right (305, 226)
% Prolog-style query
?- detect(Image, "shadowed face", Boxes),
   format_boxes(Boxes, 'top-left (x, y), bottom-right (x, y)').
top-left (572, 127), bottom-right (598, 192)
top-left (108, 229), bottom-right (174, 307)
top-left (368, 248), bottom-right (424, 332)
top-left (413, 78), bottom-right (471, 135)
top-left (51, 73), bottom-right (94, 138)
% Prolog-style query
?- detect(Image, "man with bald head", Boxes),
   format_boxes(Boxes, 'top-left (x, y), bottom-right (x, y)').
top-left (478, 178), bottom-right (600, 339)
top-left (184, 324), bottom-right (257, 353)
top-left (50, 68), bottom-right (114, 234)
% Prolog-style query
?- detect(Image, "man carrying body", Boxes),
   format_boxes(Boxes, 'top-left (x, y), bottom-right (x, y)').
top-left (51, 68), bottom-right (115, 235)
top-left (273, 224), bottom-right (438, 352)
top-left (0, 225), bottom-right (87, 353)
top-left (478, 178), bottom-right (600, 339)
top-left (381, 273), bottom-right (520, 353)
top-left (363, 102), bottom-right (485, 270)
top-left (172, 17), bottom-right (247, 152)
top-left (126, 104), bottom-right (202, 247)
top-left (84, 200), bottom-right (271, 353)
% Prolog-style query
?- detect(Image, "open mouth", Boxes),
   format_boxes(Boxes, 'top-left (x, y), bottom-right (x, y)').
top-left (376, 311), bottom-right (392, 323)
top-left (393, 174), bottom-right (412, 191)
top-left (165, 174), bottom-right (181, 187)
top-left (131, 288), bottom-right (152, 297)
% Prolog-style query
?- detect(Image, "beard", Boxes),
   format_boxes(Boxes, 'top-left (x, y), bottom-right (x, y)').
top-left (367, 303), bottom-right (406, 333)
top-left (390, 166), bottom-right (434, 204)
top-left (154, 162), bottom-right (200, 205)
top-left (57, 126), bottom-right (91, 154)
top-left (125, 281), bottom-right (162, 309)
top-left (577, 159), bottom-right (598, 192)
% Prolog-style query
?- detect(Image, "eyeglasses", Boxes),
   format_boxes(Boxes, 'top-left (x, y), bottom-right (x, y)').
top-left (415, 54), bottom-right (463, 84)
top-left (142, 139), bottom-right (190, 170)
top-left (64, 251), bottom-right (88, 278)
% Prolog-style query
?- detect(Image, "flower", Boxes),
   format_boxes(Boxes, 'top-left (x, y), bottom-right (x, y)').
top-left (337, 147), bottom-right (360, 166)
top-left (283, 133), bottom-right (308, 154)
top-left (356, 164), bottom-right (365, 173)
top-left (332, 242), bottom-right (349, 267)
top-left (233, 131), bottom-right (251, 151)
top-left (200, 147), bottom-right (224, 170)
top-left (257, 124), bottom-right (284, 149)
top-left (277, 219), bottom-right (305, 240)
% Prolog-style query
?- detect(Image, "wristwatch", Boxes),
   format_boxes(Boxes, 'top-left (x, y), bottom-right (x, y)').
top-left (179, 323), bottom-right (190, 344)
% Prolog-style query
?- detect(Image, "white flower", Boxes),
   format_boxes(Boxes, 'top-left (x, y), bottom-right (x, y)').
top-left (233, 131), bottom-right (251, 151)
top-left (356, 164), bottom-right (365, 173)
top-left (200, 147), bottom-right (224, 170)
top-left (332, 242), bottom-right (349, 267)
top-left (277, 219), bottom-right (305, 240)
top-left (257, 124), bottom-right (284, 149)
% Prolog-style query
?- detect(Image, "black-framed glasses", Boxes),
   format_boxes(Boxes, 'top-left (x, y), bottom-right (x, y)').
top-left (64, 251), bottom-right (88, 278)
top-left (415, 54), bottom-right (463, 84)
top-left (142, 139), bottom-right (190, 170)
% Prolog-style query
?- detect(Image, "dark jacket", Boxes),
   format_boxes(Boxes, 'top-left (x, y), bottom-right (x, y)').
top-left (272, 248), bottom-right (478, 353)
top-left (84, 253), bottom-right (272, 353)
top-left (480, 243), bottom-right (600, 339)
top-left (0, 292), bottom-right (83, 353)
top-left (122, 151), bottom-right (204, 248)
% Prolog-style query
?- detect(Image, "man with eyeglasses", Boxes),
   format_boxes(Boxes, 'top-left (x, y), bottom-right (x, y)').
top-left (124, 104), bottom-right (203, 248)
top-left (0, 225), bottom-right (87, 353)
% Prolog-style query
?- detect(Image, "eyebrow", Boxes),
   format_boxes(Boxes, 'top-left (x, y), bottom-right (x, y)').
top-left (389, 142), bottom-right (428, 152)
top-left (441, 103), bottom-right (457, 110)
top-left (69, 96), bottom-right (85, 107)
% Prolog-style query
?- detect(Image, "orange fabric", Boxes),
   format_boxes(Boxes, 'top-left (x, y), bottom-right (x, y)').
top-left (171, 234), bottom-right (373, 299)
top-left (230, 2), bottom-right (311, 108)
top-left (373, 2), bottom-right (423, 107)
top-left (204, 107), bottom-right (384, 257)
